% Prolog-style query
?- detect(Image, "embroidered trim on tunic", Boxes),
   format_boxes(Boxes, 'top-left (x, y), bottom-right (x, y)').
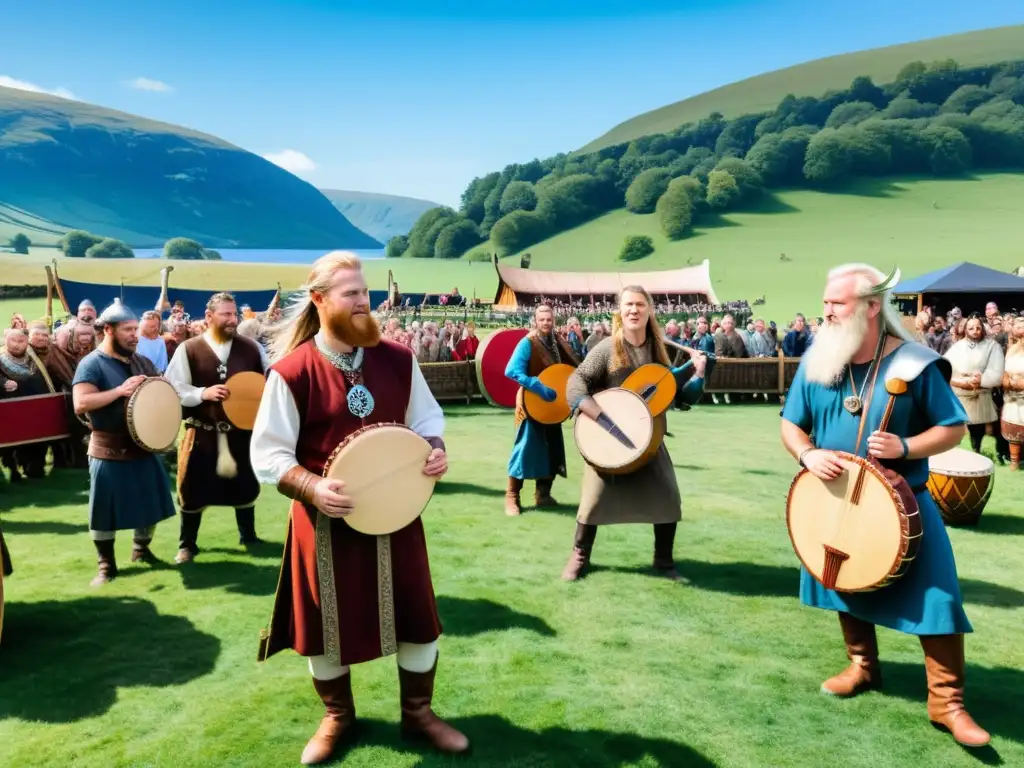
top-left (315, 511), bottom-right (341, 665)
top-left (377, 534), bottom-right (398, 657)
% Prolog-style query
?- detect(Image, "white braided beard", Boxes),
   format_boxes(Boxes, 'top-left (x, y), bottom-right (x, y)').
top-left (803, 303), bottom-right (870, 387)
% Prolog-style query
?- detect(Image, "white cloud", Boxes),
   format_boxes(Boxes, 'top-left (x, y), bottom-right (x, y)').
top-left (0, 75), bottom-right (75, 100)
top-left (262, 149), bottom-right (317, 174)
top-left (125, 76), bottom-right (173, 92)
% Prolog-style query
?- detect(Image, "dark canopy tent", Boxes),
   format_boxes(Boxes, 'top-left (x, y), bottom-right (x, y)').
top-left (891, 262), bottom-right (1024, 317)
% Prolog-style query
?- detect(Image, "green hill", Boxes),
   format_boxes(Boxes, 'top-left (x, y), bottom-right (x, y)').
top-left (580, 24), bottom-right (1024, 154)
top-left (488, 173), bottom-right (1024, 320)
top-left (0, 87), bottom-right (381, 250)
top-left (319, 189), bottom-right (440, 243)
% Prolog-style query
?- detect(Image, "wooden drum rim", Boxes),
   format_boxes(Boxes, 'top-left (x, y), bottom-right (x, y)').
top-left (574, 388), bottom-right (656, 474)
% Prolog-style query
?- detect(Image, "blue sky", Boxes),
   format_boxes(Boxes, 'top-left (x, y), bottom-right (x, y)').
top-left (1, 0), bottom-right (1021, 206)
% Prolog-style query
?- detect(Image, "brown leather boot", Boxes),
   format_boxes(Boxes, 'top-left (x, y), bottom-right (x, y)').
top-left (131, 537), bottom-right (157, 564)
top-left (300, 673), bottom-right (358, 765)
top-left (504, 477), bottom-right (524, 516)
top-left (821, 612), bottom-right (881, 697)
top-left (534, 477), bottom-right (557, 508)
top-left (921, 634), bottom-right (991, 747)
top-left (561, 523), bottom-right (597, 581)
top-left (90, 539), bottom-right (118, 587)
top-left (398, 657), bottom-right (470, 754)
top-left (653, 523), bottom-right (688, 583)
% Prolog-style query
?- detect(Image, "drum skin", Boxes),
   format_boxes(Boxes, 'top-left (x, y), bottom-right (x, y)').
top-left (622, 363), bottom-right (678, 417)
top-left (475, 328), bottom-right (528, 408)
top-left (787, 452), bottom-right (922, 593)
top-left (523, 363), bottom-right (576, 425)
top-left (222, 371), bottom-right (266, 431)
top-left (574, 388), bottom-right (661, 475)
top-left (323, 423), bottom-right (436, 536)
top-left (927, 447), bottom-right (995, 526)
top-left (126, 378), bottom-right (182, 453)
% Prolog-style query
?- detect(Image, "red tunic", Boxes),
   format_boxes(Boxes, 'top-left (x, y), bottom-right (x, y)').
top-left (259, 339), bottom-right (442, 667)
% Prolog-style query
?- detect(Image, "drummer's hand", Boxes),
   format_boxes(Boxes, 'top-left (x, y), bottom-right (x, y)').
top-left (690, 351), bottom-right (707, 377)
top-left (3, 379), bottom-right (17, 392)
top-left (867, 431), bottom-right (906, 460)
top-left (202, 384), bottom-right (230, 402)
top-left (803, 449), bottom-right (844, 481)
top-left (970, 372), bottom-right (982, 386)
top-left (541, 385), bottom-right (558, 403)
top-left (314, 478), bottom-right (354, 518)
top-left (117, 375), bottom-right (147, 397)
top-left (423, 448), bottom-right (448, 478)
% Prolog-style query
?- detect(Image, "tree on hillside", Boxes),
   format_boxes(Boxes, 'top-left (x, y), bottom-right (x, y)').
top-left (803, 126), bottom-right (890, 183)
top-left (490, 210), bottom-right (550, 256)
top-left (460, 173), bottom-right (500, 224)
top-left (940, 85), bottom-right (995, 115)
top-left (625, 168), bottom-right (672, 214)
top-left (714, 114), bottom-right (765, 158)
top-left (204, 249), bottom-right (222, 260)
top-left (713, 158), bottom-right (762, 201)
top-left (745, 125), bottom-right (817, 186)
top-left (618, 235), bottom-right (655, 262)
top-left (86, 238), bottom-right (135, 259)
top-left (386, 234), bottom-right (410, 258)
top-left (534, 173), bottom-right (615, 231)
top-left (434, 219), bottom-right (482, 259)
top-left (882, 95), bottom-right (938, 119)
top-left (656, 177), bottom-right (696, 240)
top-left (163, 237), bottom-right (205, 260)
top-left (847, 76), bottom-right (888, 109)
top-left (8, 233), bottom-right (31, 254)
top-left (499, 181), bottom-right (538, 215)
top-left (706, 170), bottom-right (740, 210)
top-left (825, 101), bottom-right (878, 128)
top-left (59, 230), bottom-right (103, 258)
top-left (405, 206), bottom-right (459, 258)
top-left (924, 125), bottom-right (973, 175)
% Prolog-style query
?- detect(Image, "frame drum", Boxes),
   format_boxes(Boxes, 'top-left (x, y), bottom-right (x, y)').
top-left (574, 388), bottom-right (661, 475)
top-left (222, 371), bottom-right (266, 431)
top-left (474, 328), bottom-right (529, 408)
top-left (927, 447), bottom-right (995, 526)
top-left (126, 378), bottom-right (182, 453)
top-left (323, 423), bottom-right (436, 535)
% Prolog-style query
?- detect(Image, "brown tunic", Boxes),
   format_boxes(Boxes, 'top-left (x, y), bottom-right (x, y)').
top-left (567, 336), bottom-right (681, 526)
top-left (176, 336), bottom-right (264, 512)
top-left (259, 340), bottom-right (441, 667)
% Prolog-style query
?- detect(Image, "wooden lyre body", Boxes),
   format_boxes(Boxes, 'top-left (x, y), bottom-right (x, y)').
top-left (522, 363), bottom-right (576, 424)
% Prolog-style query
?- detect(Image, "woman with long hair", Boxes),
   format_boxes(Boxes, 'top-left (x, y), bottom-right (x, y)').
top-left (561, 285), bottom-right (708, 582)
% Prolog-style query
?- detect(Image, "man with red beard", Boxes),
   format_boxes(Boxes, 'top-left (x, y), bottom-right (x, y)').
top-left (250, 252), bottom-right (468, 765)
top-left (780, 263), bottom-right (989, 748)
top-left (165, 293), bottom-right (267, 563)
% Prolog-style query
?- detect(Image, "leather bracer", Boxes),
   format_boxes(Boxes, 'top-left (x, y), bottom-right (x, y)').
top-left (277, 465), bottom-right (320, 506)
top-left (425, 436), bottom-right (446, 453)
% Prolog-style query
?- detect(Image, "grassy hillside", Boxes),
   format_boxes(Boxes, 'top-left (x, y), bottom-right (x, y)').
top-left (486, 173), bottom-right (1024, 320)
top-left (581, 24), bottom-right (1024, 154)
top-left (0, 87), bottom-right (381, 250)
top-left (320, 190), bottom-right (440, 244)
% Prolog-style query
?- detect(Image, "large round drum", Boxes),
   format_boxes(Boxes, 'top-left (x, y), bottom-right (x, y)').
top-left (927, 447), bottom-right (995, 527)
top-left (323, 423), bottom-right (436, 535)
top-left (222, 371), bottom-right (266, 431)
top-left (574, 388), bottom-right (662, 475)
top-left (126, 378), bottom-right (182, 453)
top-left (475, 328), bottom-right (528, 408)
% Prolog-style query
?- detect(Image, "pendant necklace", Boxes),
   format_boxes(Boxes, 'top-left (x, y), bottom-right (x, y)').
top-left (315, 337), bottom-right (375, 419)
top-left (843, 329), bottom-right (887, 415)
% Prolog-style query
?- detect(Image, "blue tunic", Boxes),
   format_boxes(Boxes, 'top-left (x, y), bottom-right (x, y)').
top-left (505, 337), bottom-right (566, 480)
top-left (73, 350), bottom-right (177, 533)
top-left (782, 346), bottom-right (973, 636)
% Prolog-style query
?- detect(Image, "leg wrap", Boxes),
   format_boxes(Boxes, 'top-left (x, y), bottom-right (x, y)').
top-left (308, 655), bottom-right (351, 681)
top-left (397, 641), bottom-right (439, 673)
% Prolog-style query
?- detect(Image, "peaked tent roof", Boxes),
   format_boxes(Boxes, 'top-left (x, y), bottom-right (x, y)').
top-left (493, 259), bottom-right (720, 305)
top-left (892, 262), bottom-right (1024, 295)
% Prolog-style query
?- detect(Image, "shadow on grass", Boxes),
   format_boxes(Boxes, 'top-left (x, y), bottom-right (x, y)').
top-left (586, 559), bottom-right (796, 597)
top-left (881, 660), bottom-right (1023, 750)
top-left (672, 463), bottom-right (709, 472)
top-left (0, 596), bottom-right (220, 723)
top-left (178, 558), bottom-right (281, 596)
top-left (331, 714), bottom-right (715, 767)
top-left (436, 596), bottom-right (555, 638)
top-left (971, 514), bottom-right (1024, 536)
top-left (0, 474), bottom-right (89, 509)
top-left (959, 578), bottom-right (1024, 609)
top-left (0, 518), bottom-right (86, 536)
top-left (436, 481), bottom-right (504, 498)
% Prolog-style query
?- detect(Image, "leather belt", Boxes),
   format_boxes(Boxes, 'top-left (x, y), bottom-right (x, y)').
top-left (88, 430), bottom-right (148, 462)
top-left (185, 417), bottom-right (233, 433)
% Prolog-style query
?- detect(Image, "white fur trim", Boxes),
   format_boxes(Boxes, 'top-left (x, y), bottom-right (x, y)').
top-left (215, 430), bottom-right (238, 479)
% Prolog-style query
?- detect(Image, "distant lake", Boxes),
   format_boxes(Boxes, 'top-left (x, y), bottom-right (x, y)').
top-left (132, 248), bottom-right (386, 264)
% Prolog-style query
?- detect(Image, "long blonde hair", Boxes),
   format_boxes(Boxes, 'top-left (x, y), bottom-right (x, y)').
top-left (610, 284), bottom-right (671, 372)
top-left (268, 251), bottom-right (363, 361)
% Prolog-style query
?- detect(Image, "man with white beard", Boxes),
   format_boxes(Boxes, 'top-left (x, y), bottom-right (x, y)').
top-left (943, 313), bottom-right (1005, 455)
top-left (780, 263), bottom-right (990, 749)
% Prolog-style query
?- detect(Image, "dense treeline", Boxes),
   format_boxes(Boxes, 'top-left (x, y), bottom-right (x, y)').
top-left (52, 231), bottom-right (222, 260)
top-left (396, 57), bottom-right (1024, 259)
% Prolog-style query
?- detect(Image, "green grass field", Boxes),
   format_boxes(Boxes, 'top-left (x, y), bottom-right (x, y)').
top-left (579, 25), bottom-right (1024, 153)
top-left (3, 173), bottom-right (1023, 322)
top-left (1, 405), bottom-right (1021, 767)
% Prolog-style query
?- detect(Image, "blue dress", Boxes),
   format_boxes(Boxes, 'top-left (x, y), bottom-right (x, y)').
top-left (73, 350), bottom-right (177, 533)
top-left (782, 346), bottom-right (973, 636)
top-left (505, 337), bottom-right (566, 480)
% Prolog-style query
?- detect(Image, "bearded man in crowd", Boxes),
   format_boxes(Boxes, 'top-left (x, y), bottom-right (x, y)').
top-left (944, 313), bottom-right (1005, 456)
top-left (781, 263), bottom-right (989, 748)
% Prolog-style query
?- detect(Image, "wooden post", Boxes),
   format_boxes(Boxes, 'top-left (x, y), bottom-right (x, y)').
top-left (44, 266), bottom-right (55, 331)
top-left (777, 348), bottom-right (785, 395)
